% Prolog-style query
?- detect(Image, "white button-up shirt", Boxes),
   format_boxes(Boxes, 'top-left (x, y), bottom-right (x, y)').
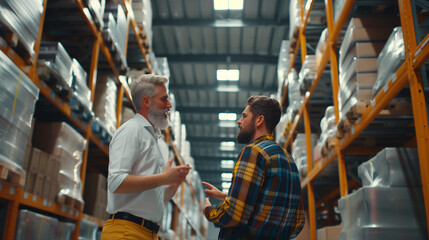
top-left (107, 114), bottom-right (166, 222)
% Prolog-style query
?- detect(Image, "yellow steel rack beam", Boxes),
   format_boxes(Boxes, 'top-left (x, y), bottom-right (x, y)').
top-left (398, 0), bottom-right (429, 230)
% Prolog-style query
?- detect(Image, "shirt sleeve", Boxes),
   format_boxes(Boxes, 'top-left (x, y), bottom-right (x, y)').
top-left (207, 145), bottom-right (265, 228)
top-left (107, 124), bottom-right (141, 193)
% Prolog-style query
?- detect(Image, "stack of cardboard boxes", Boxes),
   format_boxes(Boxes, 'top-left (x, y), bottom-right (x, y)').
top-left (83, 172), bottom-right (109, 220)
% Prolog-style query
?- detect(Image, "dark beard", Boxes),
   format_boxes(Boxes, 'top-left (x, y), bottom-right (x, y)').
top-left (236, 124), bottom-right (255, 144)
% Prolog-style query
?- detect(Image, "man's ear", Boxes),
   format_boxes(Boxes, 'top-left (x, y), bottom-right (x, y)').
top-left (142, 96), bottom-right (151, 108)
top-left (255, 115), bottom-right (264, 127)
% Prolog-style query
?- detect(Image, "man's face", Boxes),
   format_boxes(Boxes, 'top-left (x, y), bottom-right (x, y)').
top-left (148, 84), bottom-right (172, 130)
top-left (236, 106), bottom-right (256, 144)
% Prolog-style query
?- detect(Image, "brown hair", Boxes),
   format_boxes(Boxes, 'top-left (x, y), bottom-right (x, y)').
top-left (246, 96), bottom-right (281, 133)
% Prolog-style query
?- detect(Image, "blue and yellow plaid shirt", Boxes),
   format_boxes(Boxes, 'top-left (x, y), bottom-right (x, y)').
top-left (206, 135), bottom-right (305, 239)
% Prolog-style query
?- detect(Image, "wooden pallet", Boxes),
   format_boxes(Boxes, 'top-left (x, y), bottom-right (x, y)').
top-left (0, 163), bottom-right (25, 188)
top-left (56, 194), bottom-right (84, 211)
top-left (0, 21), bottom-right (34, 64)
top-left (338, 97), bottom-right (413, 138)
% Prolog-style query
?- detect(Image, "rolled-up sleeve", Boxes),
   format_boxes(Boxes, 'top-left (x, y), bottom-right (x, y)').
top-left (108, 124), bottom-right (141, 193)
top-left (207, 146), bottom-right (264, 227)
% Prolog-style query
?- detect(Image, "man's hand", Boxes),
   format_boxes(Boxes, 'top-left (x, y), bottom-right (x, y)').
top-left (163, 158), bottom-right (191, 185)
top-left (202, 181), bottom-right (228, 201)
top-left (203, 197), bottom-right (212, 219)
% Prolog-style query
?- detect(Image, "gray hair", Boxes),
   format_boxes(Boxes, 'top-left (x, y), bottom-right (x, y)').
top-left (131, 74), bottom-right (168, 110)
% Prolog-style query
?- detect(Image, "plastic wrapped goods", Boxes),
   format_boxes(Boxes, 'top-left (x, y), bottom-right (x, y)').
top-left (292, 133), bottom-right (318, 177)
top-left (32, 122), bottom-right (86, 205)
top-left (289, 0), bottom-right (301, 42)
top-left (288, 69), bottom-right (303, 112)
top-left (316, 28), bottom-right (328, 66)
top-left (53, 221), bottom-right (76, 240)
top-left (373, 27), bottom-right (405, 96)
top-left (132, 0), bottom-right (153, 47)
top-left (0, 0), bottom-right (43, 58)
top-left (298, 55), bottom-right (317, 93)
top-left (0, 50), bottom-right (39, 176)
top-left (93, 76), bottom-right (118, 136)
top-left (318, 106), bottom-right (337, 157)
top-left (15, 209), bottom-right (59, 240)
top-left (38, 41), bottom-right (74, 88)
top-left (79, 218), bottom-right (99, 240)
top-left (71, 59), bottom-right (91, 109)
top-left (277, 40), bottom-right (290, 100)
top-left (358, 148), bottom-right (421, 188)
top-left (338, 186), bottom-right (428, 240)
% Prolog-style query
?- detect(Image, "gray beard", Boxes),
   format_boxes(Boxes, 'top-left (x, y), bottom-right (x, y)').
top-left (148, 105), bottom-right (170, 130)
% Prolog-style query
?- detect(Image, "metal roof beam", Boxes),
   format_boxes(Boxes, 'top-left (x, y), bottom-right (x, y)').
top-left (154, 54), bottom-right (278, 64)
top-left (176, 106), bottom-right (244, 114)
top-left (153, 19), bottom-right (289, 28)
top-left (169, 84), bottom-right (276, 92)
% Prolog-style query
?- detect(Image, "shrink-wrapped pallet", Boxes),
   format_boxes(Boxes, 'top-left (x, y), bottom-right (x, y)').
top-left (32, 122), bottom-right (86, 207)
top-left (373, 27), bottom-right (405, 96)
top-left (93, 76), bottom-right (118, 136)
top-left (0, 0), bottom-right (43, 58)
top-left (0, 51), bottom-right (39, 182)
top-left (15, 209), bottom-right (59, 240)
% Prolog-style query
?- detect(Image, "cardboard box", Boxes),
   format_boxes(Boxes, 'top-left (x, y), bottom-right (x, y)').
top-left (340, 57), bottom-right (378, 83)
top-left (42, 178), bottom-right (51, 200)
top-left (33, 175), bottom-right (45, 197)
top-left (38, 151), bottom-right (50, 176)
top-left (317, 225), bottom-right (342, 240)
top-left (29, 148), bottom-right (41, 173)
top-left (24, 172), bottom-right (36, 193)
top-left (340, 27), bottom-right (393, 58)
top-left (49, 181), bottom-right (59, 203)
top-left (83, 173), bottom-right (108, 216)
top-left (347, 17), bottom-right (400, 29)
top-left (23, 143), bottom-right (32, 171)
top-left (339, 42), bottom-right (385, 68)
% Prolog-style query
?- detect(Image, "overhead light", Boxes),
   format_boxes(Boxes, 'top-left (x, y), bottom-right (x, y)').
top-left (217, 85), bottom-right (240, 92)
top-left (219, 121), bottom-right (236, 128)
top-left (221, 160), bottom-right (235, 169)
top-left (221, 141), bottom-right (235, 147)
top-left (214, 0), bottom-right (243, 10)
top-left (222, 188), bottom-right (229, 193)
top-left (222, 173), bottom-right (233, 181)
top-left (217, 69), bottom-right (240, 81)
top-left (222, 182), bottom-right (231, 188)
top-left (219, 113), bottom-right (237, 121)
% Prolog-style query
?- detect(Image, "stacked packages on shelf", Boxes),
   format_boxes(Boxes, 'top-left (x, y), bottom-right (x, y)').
top-left (103, 4), bottom-right (128, 71)
top-left (155, 57), bottom-right (170, 79)
top-left (292, 133), bottom-right (318, 178)
top-left (37, 41), bottom-right (74, 100)
top-left (32, 122), bottom-right (86, 209)
top-left (288, 0), bottom-right (301, 46)
top-left (315, 106), bottom-right (337, 158)
top-left (0, 50), bottom-right (39, 184)
top-left (83, 173), bottom-right (109, 220)
top-left (15, 209), bottom-right (76, 240)
top-left (338, 148), bottom-right (428, 239)
top-left (276, 40), bottom-right (290, 101)
top-left (70, 59), bottom-right (92, 119)
top-left (372, 27), bottom-right (406, 96)
top-left (337, 17), bottom-right (399, 129)
top-left (132, 0), bottom-right (153, 48)
top-left (87, 0), bottom-right (105, 29)
top-left (79, 218), bottom-right (100, 240)
top-left (0, 0), bottom-right (43, 59)
top-left (298, 55), bottom-right (317, 93)
top-left (93, 76), bottom-right (118, 140)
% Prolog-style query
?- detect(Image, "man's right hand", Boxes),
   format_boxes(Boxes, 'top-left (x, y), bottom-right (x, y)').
top-left (202, 181), bottom-right (228, 201)
top-left (162, 158), bottom-right (191, 184)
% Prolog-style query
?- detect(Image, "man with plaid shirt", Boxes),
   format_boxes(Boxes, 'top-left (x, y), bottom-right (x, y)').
top-left (203, 96), bottom-right (305, 239)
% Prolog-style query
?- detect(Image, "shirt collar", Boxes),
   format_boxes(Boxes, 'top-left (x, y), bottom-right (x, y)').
top-left (135, 113), bottom-right (162, 139)
top-left (253, 134), bottom-right (274, 143)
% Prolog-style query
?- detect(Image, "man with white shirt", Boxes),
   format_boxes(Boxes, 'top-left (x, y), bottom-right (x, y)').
top-left (101, 74), bottom-right (191, 240)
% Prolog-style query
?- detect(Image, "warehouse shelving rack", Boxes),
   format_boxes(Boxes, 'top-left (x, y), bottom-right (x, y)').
top-left (0, 0), bottom-right (205, 239)
top-left (280, 0), bottom-right (429, 239)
